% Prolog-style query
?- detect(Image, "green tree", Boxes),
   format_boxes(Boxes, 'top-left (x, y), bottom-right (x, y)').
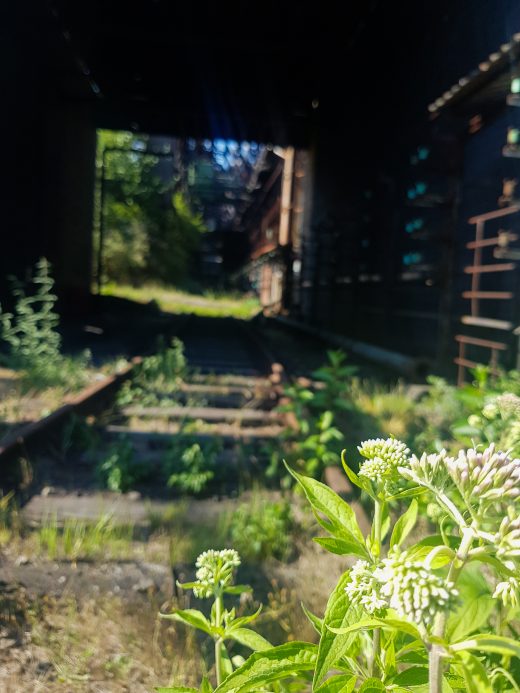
top-left (95, 130), bottom-right (205, 286)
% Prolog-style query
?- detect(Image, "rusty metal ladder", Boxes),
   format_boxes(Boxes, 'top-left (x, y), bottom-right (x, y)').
top-left (455, 205), bottom-right (519, 385)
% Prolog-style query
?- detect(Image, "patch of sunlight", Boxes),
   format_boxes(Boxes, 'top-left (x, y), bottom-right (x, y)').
top-left (101, 283), bottom-right (261, 319)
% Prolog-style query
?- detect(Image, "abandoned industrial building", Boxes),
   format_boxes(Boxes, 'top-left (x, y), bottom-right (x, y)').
top-left (2, 3), bottom-right (520, 690)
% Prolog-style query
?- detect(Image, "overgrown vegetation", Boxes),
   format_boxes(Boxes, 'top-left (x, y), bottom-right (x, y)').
top-left (37, 513), bottom-right (133, 562)
top-left (96, 130), bottom-right (206, 287)
top-left (0, 258), bottom-right (90, 390)
top-left (101, 283), bottom-right (260, 319)
top-left (116, 336), bottom-right (187, 407)
top-left (160, 438), bottom-right (520, 692)
top-left (164, 437), bottom-right (222, 495)
top-left (220, 495), bottom-right (294, 562)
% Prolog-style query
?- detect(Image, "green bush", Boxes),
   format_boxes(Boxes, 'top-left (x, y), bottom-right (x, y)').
top-left (163, 437), bottom-right (221, 495)
top-left (0, 258), bottom-right (90, 390)
top-left (96, 436), bottom-right (149, 493)
top-left (222, 495), bottom-right (294, 561)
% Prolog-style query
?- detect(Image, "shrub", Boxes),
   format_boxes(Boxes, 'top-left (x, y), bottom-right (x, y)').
top-left (96, 436), bottom-right (149, 492)
top-left (165, 440), bottom-right (219, 495)
top-left (0, 258), bottom-right (90, 390)
top-left (223, 496), bottom-right (294, 562)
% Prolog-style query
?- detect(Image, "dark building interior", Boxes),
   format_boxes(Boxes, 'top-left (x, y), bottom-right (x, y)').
top-left (4, 0), bottom-right (520, 374)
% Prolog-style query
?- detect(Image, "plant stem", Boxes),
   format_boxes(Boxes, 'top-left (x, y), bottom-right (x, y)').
top-left (369, 498), bottom-right (384, 677)
top-left (429, 528), bottom-right (474, 693)
top-left (215, 637), bottom-right (223, 687)
top-left (214, 592), bottom-right (224, 686)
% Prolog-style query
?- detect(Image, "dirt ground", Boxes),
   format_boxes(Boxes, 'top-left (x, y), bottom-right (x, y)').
top-left (0, 490), bottom-right (349, 692)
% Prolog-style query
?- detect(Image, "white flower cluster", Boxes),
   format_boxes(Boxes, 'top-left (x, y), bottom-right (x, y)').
top-left (496, 513), bottom-right (520, 560)
top-left (344, 552), bottom-right (458, 631)
top-left (192, 549), bottom-right (241, 598)
top-left (358, 438), bottom-right (410, 484)
top-left (344, 560), bottom-right (387, 615)
top-left (407, 450), bottom-right (448, 485)
top-left (495, 393), bottom-right (520, 417)
top-left (446, 444), bottom-right (520, 501)
top-left (374, 552), bottom-right (458, 630)
top-left (493, 577), bottom-right (520, 609)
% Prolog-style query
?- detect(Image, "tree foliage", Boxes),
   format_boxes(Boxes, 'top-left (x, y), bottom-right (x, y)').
top-left (96, 130), bottom-right (205, 286)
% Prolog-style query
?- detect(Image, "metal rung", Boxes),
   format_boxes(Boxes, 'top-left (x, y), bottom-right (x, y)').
top-left (467, 234), bottom-right (519, 249)
top-left (468, 206), bottom-right (520, 224)
top-left (454, 357), bottom-right (500, 373)
top-left (462, 291), bottom-right (513, 300)
top-left (464, 263), bottom-right (516, 273)
top-left (455, 334), bottom-right (507, 350)
top-left (461, 316), bottom-right (513, 330)
top-left (454, 357), bottom-right (479, 369)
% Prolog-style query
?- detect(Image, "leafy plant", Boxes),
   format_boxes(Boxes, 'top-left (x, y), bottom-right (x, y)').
top-left (165, 439), bottom-right (220, 495)
top-left (117, 336), bottom-right (187, 406)
top-left (38, 513), bottom-right (133, 562)
top-left (0, 258), bottom-right (90, 389)
top-left (96, 436), bottom-right (148, 492)
top-left (221, 496), bottom-right (294, 562)
top-left (311, 350), bottom-right (357, 412)
top-left (159, 549), bottom-right (276, 690)
top-left (160, 437), bottom-right (520, 692)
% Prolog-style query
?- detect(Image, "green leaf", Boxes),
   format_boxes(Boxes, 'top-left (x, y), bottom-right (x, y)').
top-left (229, 606), bottom-right (262, 629)
top-left (176, 581), bottom-right (200, 591)
top-left (424, 545), bottom-right (456, 569)
top-left (314, 536), bottom-right (370, 559)
top-left (314, 571), bottom-right (361, 687)
top-left (160, 608), bottom-right (213, 636)
top-left (314, 674), bottom-right (356, 692)
top-left (341, 450), bottom-right (375, 497)
top-left (224, 585), bottom-right (252, 595)
top-left (386, 487), bottom-right (425, 502)
top-left (406, 534), bottom-right (460, 562)
top-left (301, 602), bottom-right (323, 635)
top-left (287, 464), bottom-right (364, 540)
top-left (390, 499), bottom-right (418, 549)
top-left (213, 642), bottom-right (317, 693)
top-left (285, 464), bottom-right (368, 560)
top-left (446, 567), bottom-right (494, 642)
top-left (358, 678), bottom-right (385, 692)
top-left (219, 642), bottom-right (234, 680)
top-left (228, 628), bottom-right (272, 652)
top-left (451, 634), bottom-right (520, 659)
top-left (468, 552), bottom-right (517, 578)
top-left (392, 666), bottom-right (429, 686)
top-left (200, 677), bottom-right (213, 693)
top-left (329, 616), bottom-right (423, 641)
top-left (457, 652), bottom-right (492, 693)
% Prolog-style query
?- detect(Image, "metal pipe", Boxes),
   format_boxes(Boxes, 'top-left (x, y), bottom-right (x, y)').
top-left (271, 315), bottom-right (429, 379)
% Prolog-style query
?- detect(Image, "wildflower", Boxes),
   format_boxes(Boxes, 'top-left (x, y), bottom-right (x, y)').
top-left (495, 512), bottom-right (520, 560)
top-left (468, 414), bottom-right (482, 428)
top-left (374, 552), bottom-right (458, 631)
top-left (482, 402), bottom-right (499, 420)
top-left (358, 438), bottom-right (410, 484)
top-left (192, 549), bottom-right (241, 598)
top-left (407, 450), bottom-right (449, 486)
top-left (493, 577), bottom-right (520, 609)
top-left (496, 393), bottom-right (520, 417)
top-left (344, 560), bottom-right (387, 615)
top-left (445, 445), bottom-right (520, 502)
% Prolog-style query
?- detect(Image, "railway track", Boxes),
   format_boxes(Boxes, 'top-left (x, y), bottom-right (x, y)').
top-left (0, 312), bottom-right (366, 533)
top-left (1, 314), bottom-right (287, 522)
